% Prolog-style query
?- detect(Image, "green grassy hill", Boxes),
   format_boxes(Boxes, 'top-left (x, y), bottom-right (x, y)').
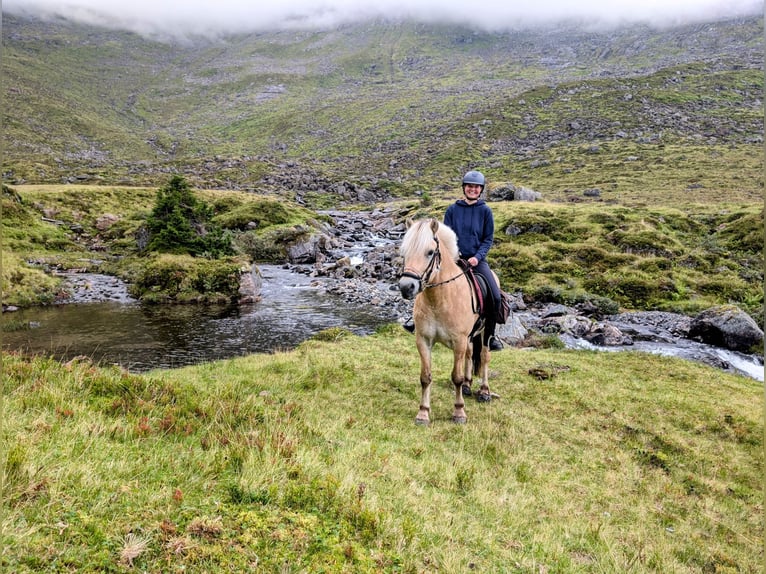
top-left (1, 13), bottom-right (763, 318)
top-left (2, 14), bottom-right (762, 198)
top-left (1, 13), bottom-right (763, 572)
top-left (1, 328), bottom-right (762, 573)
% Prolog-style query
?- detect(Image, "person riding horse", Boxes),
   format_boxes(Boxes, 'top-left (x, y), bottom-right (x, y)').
top-left (404, 170), bottom-right (504, 351)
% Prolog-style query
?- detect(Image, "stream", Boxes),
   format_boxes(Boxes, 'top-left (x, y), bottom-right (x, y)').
top-left (2, 208), bottom-right (762, 381)
top-left (1, 266), bottom-right (390, 372)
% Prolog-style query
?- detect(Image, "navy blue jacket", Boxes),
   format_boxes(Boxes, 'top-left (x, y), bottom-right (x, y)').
top-left (444, 199), bottom-right (495, 262)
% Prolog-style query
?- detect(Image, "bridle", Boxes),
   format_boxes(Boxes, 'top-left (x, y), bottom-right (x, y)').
top-left (400, 234), bottom-right (466, 292)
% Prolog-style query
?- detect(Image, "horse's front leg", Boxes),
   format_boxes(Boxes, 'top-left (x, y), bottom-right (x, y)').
top-left (415, 336), bottom-right (433, 425)
top-left (451, 341), bottom-right (469, 424)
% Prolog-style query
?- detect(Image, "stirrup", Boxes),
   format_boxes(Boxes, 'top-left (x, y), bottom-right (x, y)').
top-left (403, 319), bottom-right (415, 333)
top-left (489, 336), bottom-right (504, 351)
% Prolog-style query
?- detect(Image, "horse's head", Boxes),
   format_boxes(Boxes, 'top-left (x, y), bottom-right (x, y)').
top-left (398, 218), bottom-right (458, 299)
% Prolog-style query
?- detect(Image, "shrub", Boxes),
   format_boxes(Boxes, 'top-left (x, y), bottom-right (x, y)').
top-left (695, 275), bottom-right (750, 301)
top-left (586, 211), bottom-right (627, 230)
top-left (528, 284), bottom-right (567, 304)
top-left (571, 292), bottom-right (620, 316)
top-left (235, 227), bottom-right (311, 263)
top-left (606, 229), bottom-right (682, 258)
top-left (145, 175), bottom-right (233, 258)
top-left (214, 198), bottom-right (292, 231)
top-left (490, 244), bottom-right (541, 284)
top-left (715, 209), bottom-right (763, 253)
top-left (132, 254), bottom-right (242, 303)
top-left (584, 270), bottom-right (677, 309)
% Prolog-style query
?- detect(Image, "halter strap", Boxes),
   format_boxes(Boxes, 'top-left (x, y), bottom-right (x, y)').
top-left (401, 234), bottom-right (475, 292)
top-left (401, 234), bottom-right (442, 288)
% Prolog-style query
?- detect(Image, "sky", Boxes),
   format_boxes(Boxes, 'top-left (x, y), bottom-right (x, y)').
top-left (3, 0), bottom-right (763, 38)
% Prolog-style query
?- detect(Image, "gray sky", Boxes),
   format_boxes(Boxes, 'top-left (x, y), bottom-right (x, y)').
top-left (4, 0), bottom-right (762, 37)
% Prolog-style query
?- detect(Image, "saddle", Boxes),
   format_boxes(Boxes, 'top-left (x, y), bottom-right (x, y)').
top-left (458, 259), bottom-right (494, 319)
top-left (458, 259), bottom-right (510, 326)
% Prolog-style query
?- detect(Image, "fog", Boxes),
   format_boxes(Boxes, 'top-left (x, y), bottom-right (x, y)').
top-left (4, 0), bottom-right (762, 38)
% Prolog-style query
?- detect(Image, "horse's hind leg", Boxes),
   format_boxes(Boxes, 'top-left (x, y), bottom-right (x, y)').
top-left (451, 345), bottom-right (468, 424)
top-left (476, 343), bottom-right (492, 403)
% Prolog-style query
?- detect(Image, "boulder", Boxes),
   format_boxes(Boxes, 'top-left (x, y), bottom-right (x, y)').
top-left (688, 305), bottom-right (763, 352)
top-left (95, 213), bottom-right (121, 231)
top-left (286, 232), bottom-right (332, 264)
top-left (237, 265), bottom-right (262, 304)
top-left (584, 322), bottom-right (632, 346)
top-left (488, 183), bottom-right (542, 202)
top-left (497, 313), bottom-right (528, 344)
top-left (514, 186), bottom-right (542, 202)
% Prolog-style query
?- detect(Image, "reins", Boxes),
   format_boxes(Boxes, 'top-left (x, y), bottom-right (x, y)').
top-left (400, 223), bottom-right (485, 341)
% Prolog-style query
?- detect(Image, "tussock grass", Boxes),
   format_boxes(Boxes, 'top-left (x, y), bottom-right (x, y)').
top-left (1, 184), bottom-right (328, 306)
top-left (413, 197), bottom-right (763, 322)
top-left (1, 326), bottom-right (762, 572)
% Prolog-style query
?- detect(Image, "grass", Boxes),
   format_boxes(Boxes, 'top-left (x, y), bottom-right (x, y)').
top-left (408, 197), bottom-right (763, 322)
top-left (2, 15), bottom-right (762, 190)
top-left (3, 182), bottom-right (762, 321)
top-left (0, 183), bottom-right (327, 306)
top-left (1, 325), bottom-right (762, 572)
top-left (1, 17), bottom-right (762, 568)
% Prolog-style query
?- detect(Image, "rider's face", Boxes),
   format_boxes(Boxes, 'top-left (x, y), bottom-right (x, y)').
top-left (463, 184), bottom-right (482, 200)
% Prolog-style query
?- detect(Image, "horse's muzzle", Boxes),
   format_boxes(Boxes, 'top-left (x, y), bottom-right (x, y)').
top-left (398, 276), bottom-right (420, 300)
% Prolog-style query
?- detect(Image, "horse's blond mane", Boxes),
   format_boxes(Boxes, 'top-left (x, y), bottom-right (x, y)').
top-left (400, 218), bottom-right (459, 262)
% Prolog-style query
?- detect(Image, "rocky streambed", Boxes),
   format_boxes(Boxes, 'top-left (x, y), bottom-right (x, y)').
top-left (28, 207), bottom-right (764, 380)
top-left (283, 207), bottom-right (764, 381)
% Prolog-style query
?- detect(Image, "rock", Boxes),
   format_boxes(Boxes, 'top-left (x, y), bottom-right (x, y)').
top-left (238, 265), bottom-right (262, 303)
top-left (609, 311), bottom-right (691, 339)
top-left (514, 186), bottom-right (542, 202)
top-left (286, 232), bottom-right (332, 264)
top-left (542, 304), bottom-right (572, 317)
top-left (488, 183), bottom-right (542, 202)
top-left (497, 313), bottom-right (528, 344)
top-left (584, 322), bottom-right (631, 346)
top-left (57, 272), bottom-right (135, 304)
top-left (540, 313), bottom-right (592, 337)
top-left (95, 213), bottom-right (120, 231)
top-left (688, 305), bottom-right (763, 352)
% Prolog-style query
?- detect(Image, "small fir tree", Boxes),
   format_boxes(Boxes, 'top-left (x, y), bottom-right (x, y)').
top-left (145, 175), bottom-right (233, 258)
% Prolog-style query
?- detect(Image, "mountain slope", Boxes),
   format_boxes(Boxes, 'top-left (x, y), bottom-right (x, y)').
top-left (1, 13), bottom-right (762, 196)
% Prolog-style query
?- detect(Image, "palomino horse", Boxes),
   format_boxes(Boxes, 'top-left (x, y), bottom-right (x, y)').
top-left (398, 218), bottom-right (494, 425)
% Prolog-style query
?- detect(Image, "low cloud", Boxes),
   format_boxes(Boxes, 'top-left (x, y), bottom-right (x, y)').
top-left (4, 0), bottom-right (762, 38)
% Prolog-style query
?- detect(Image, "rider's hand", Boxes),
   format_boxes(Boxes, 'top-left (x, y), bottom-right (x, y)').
top-left (467, 257), bottom-right (478, 267)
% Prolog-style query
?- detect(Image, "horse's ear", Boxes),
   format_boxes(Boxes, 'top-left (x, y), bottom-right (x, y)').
top-left (405, 217), bottom-right (414, 229)
top-left (430, 218), bottom-right (439, 233)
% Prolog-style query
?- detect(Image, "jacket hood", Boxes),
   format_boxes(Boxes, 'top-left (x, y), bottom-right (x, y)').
top-left (456, 199), bottom-right (486, 207)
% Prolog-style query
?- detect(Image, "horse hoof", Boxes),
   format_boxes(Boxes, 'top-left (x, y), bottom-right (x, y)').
top-left (476, 392), bottom-right (492, 403)
top-left (452, 416), bottom-right (467, 424)
top-left (461, 383), bottom-right (472, 396)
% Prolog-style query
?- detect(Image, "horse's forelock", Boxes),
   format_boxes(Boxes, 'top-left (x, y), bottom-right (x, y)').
top-left (400, 220), bottom-right (430, 259)
top-left (401, 218), bottom-right (459, 261)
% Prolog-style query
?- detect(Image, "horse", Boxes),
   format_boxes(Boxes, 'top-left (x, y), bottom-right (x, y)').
top-left (398, 218), bottom-right (495, 425)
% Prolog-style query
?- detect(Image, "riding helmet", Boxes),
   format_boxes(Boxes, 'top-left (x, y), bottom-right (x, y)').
top-left (462, 170), bottom-right (485, 188)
